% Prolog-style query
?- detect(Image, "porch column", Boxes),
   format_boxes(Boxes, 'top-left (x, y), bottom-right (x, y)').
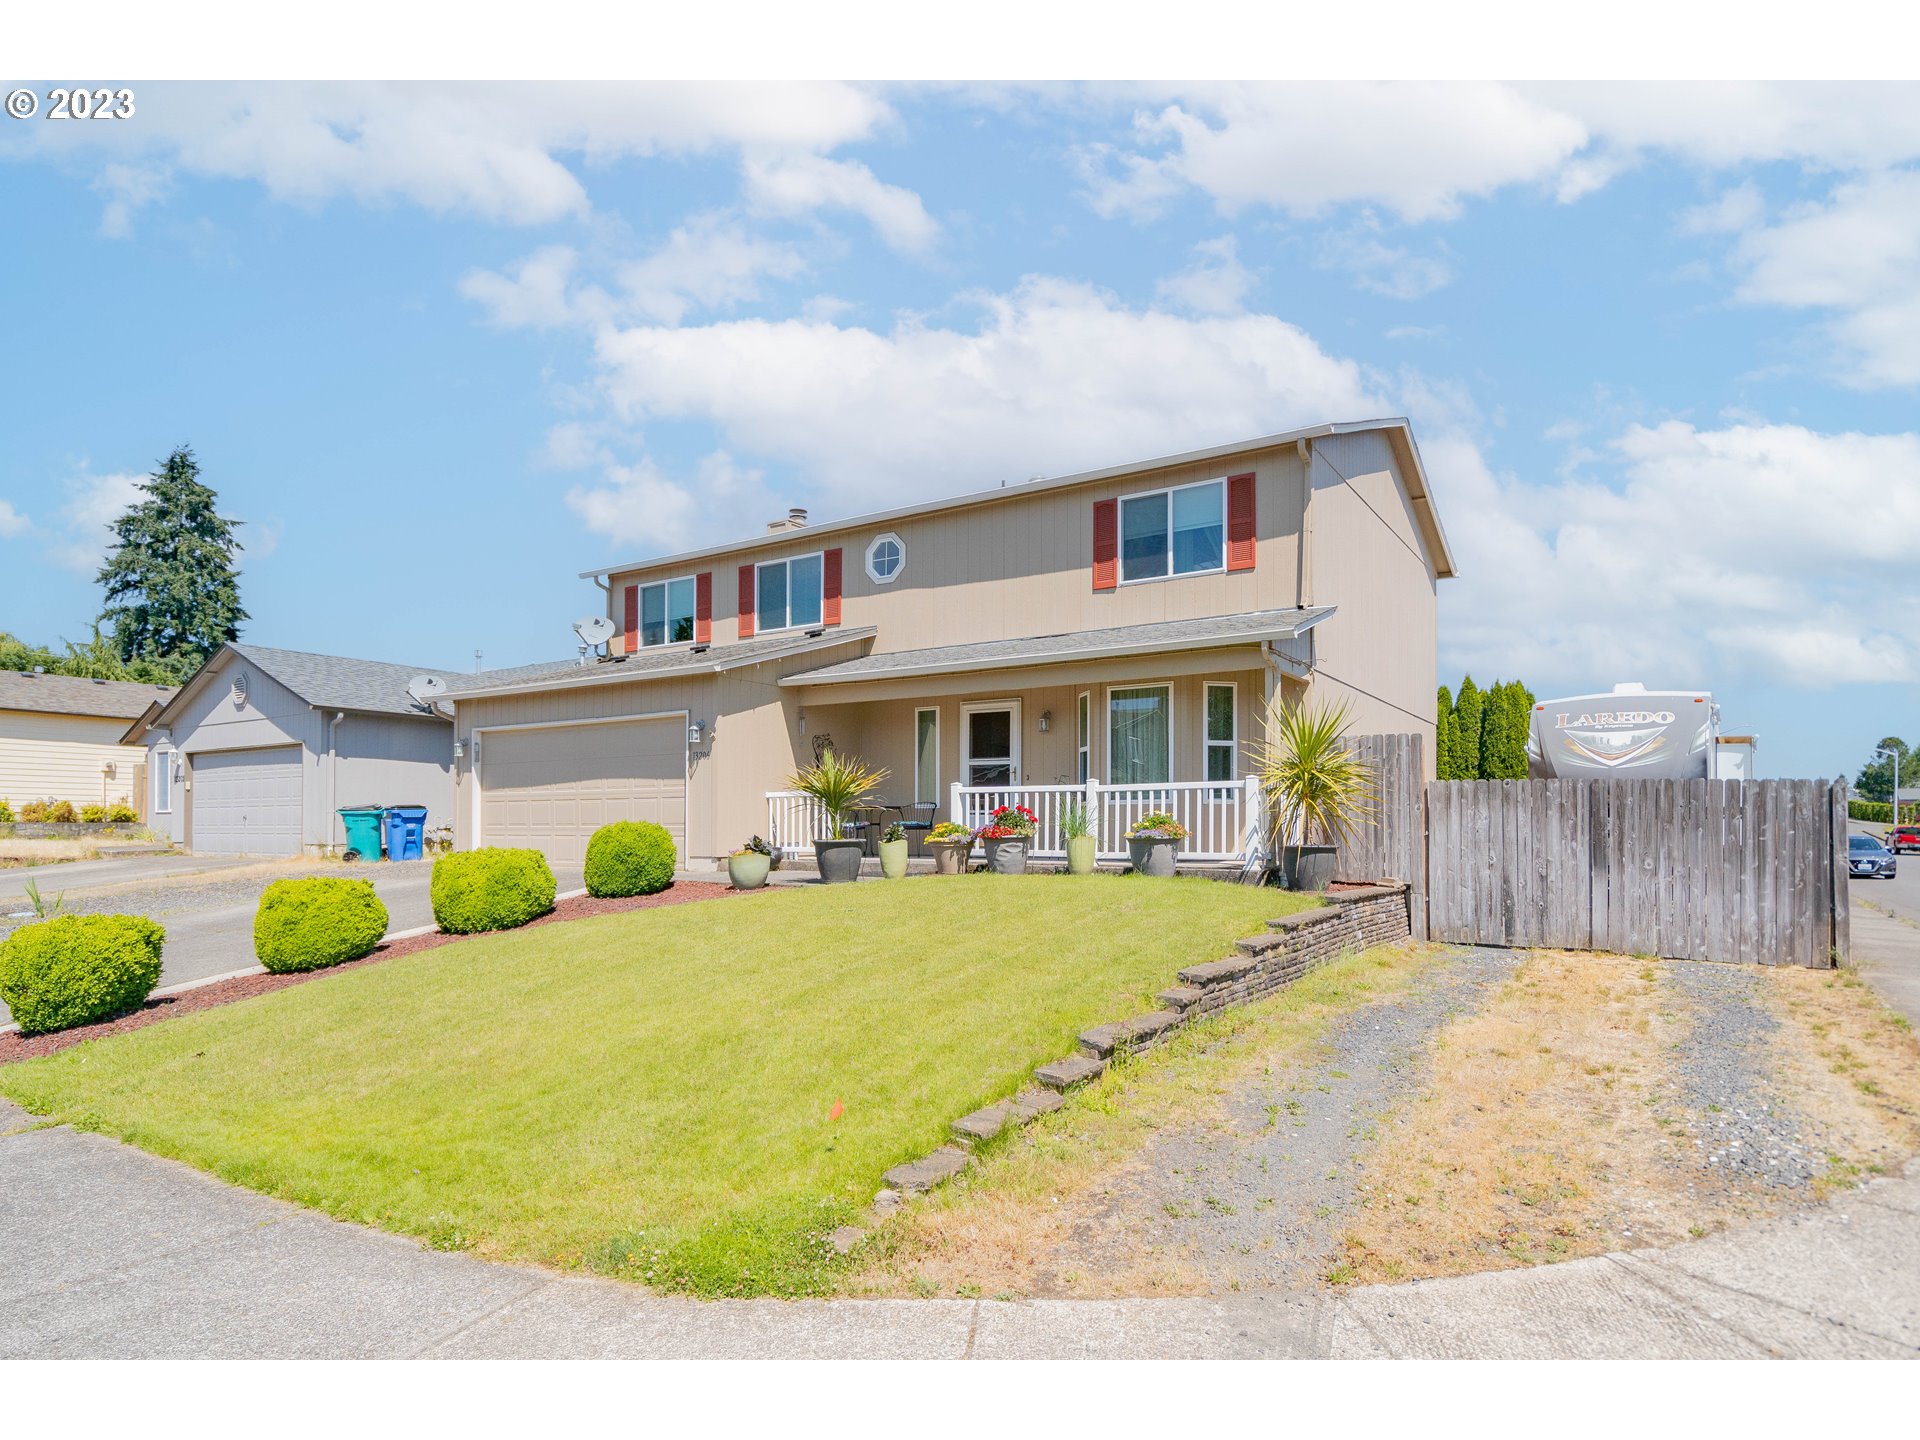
top-left (1085, 777), bottom-right (1101, 853)
top-left (949, 779), bottom-right (963, 826)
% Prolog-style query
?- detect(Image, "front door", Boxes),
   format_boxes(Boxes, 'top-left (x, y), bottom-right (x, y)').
top-left (962, 702), bottom-right (1020, 788)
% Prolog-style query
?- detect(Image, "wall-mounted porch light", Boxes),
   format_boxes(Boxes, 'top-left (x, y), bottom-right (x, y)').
top-left (1038, 710), bottom-right (1052, 733)
top-left (453, 739), bottom-right (466, 761)
top-left (688, 719), bottom-right (706, 746)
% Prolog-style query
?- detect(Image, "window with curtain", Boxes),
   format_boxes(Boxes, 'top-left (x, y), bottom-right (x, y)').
top-left (915, 708), bottom-right (938, 802)
top-left (1119, 480), bottom-right (1225, 582)
top-left (1205, 683), bottom-right (1236, 784)
top-left (1108, 685), bottom-right (1171, 784)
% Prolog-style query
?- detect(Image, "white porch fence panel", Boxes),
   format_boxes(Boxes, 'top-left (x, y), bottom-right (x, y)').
top-left (950, 775), bottom-right (1268, 863)
top-left (765, 790), bottom-right (830, 859)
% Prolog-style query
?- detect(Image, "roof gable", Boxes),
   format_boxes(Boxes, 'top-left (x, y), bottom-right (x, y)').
top-left (0, 669), bottom-right (176, 720)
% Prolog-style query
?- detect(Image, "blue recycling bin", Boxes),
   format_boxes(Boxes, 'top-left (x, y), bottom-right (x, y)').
top-left (384, 806), bottom-right (429, 862)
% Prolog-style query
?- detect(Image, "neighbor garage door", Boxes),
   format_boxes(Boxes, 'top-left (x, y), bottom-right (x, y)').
top-left (191, 746), bottom-right (304, 856)
top-left (479, 718), bottom-right (686, 869)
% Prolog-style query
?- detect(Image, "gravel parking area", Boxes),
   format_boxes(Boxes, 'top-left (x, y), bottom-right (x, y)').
top-left (1667, 961), bottom-right (1820, 1190)
top-left (1051, 948), bottom-right (1521, 1292)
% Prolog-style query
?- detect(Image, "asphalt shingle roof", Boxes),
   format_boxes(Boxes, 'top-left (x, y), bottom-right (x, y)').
top-left (777, 607), bottom-right (1334, 687)
top-left (439, 628), bottom-right (879, 700)
top-left (229, 645), bottom-right (462, 718)
top-left (0, 670), bottom-right (176, 720)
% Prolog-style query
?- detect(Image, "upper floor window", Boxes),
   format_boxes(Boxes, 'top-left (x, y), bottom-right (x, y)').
top-left (1120, 478), bottom-right (1225, 583)
top-left (865, 532), bottom-right (905, 585)
top-left (639, 576), bottom-right (697, 647)
top-left (757, 552), bottom-right (823, 632)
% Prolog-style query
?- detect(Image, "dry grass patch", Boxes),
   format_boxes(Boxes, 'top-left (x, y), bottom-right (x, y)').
top-left (1332, 950), bottom-right (1703, 1285)
top-left (846, 942), bottom-right (1444, 1300)
top-left (1764, 964), bottom-right (1920, 1190)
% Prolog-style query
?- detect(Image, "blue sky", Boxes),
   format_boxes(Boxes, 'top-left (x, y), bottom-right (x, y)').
top-left (3, 81), bottom-right (1919, 780)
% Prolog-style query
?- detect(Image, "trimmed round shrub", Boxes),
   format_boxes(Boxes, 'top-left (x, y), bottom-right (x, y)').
top-left (0, 914), bottom-right (166, 1036)
top-left (430, 847), bottom-right (557, 934)
top-left (583, 820), bottom-right (676, 898)
top-left (253, 876), bottom-right (390, 974)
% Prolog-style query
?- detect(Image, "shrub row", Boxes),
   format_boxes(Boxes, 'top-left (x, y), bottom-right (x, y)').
top-left (1849, 799), bottom-right (1917, 825)
top-left (0, 799), bottom-right (138, 824)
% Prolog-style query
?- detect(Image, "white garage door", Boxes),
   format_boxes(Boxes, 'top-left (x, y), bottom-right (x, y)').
top-left (479, 718), bottom-right (686, 870)
top-left (191, 746), bottom-right (304, 856)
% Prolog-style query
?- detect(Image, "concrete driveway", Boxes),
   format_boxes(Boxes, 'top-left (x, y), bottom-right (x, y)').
top-left (1846, 822), bottom-right (1920, 1027)
top-left (0, 852), bottom-right (252, 906)
top-left (1, 1096), bottom-right (1912, 1359)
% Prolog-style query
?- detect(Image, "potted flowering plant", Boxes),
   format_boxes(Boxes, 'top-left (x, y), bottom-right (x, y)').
top-left (1124, 811), bottom-right (1187, 878)
top-left (925, 820), bottom-right (973, 875)
top-left (877, 820), bottom-right (910, 880)
top-left (784, 748), bottom-right (889, 884)
top-left (1063, 802), bottom-right (1097, 875)
top-left (978, 803), bottom-right (1038, 875)
top-left (727, 835), bottom-right (775, 891)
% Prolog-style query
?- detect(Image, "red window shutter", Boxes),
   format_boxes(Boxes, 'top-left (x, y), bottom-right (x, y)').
top-left (737, 565), bottom-right (756, 639)
top-left (1092, 498), bottom-right (1118, 591)
top-left (695, 571), bottom-right (712, 644)
top-left (622, 585), bottom-right (638, 652)
top-left (1227, 471), bottom-right (1256, 572)
top-left (823, 548), bottom-right (843, 625)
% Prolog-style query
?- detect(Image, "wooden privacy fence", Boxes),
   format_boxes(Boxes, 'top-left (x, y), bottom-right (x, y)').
top-left (1426, 778), bottom-right (1847, 968)
top-left (1323, 735), bottom-right (1847, 968)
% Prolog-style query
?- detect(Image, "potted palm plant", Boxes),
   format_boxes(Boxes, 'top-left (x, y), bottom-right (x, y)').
top-left (1063, 802), bottom-right (1097, 875)
top-left (977, 803), bottom-right (1037, 874)
top-left (1125, 811), bottom-right (1187, 877)
top-left (925, 820), bottom-right (973, 875)
top-left (877, 820), bottom-right (910, 879)
top-left (727, 835), bottom-right (774, 890)
top-left (1249, 698), bottom-right (1376, 892)
top-left (785, 748), bottom-right (889, 884)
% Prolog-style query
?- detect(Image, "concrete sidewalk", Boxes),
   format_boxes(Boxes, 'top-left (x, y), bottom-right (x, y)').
top-left (3, 1099), bottom-right (1913, 1359)
top-left (1854, 899), bottom-right (1920, 1030)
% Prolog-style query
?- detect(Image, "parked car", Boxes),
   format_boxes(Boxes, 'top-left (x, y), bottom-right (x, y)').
top-left (1849, 833), bottom-right (1898, 879)
top-left (1888, 825), bottom-right (1920, 854)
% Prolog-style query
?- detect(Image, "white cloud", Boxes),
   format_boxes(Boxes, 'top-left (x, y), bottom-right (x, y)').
top-left (0, 499), bottom-right (30, 537)
top-left (1315, 217), bottom-right (1453, 299)
top-left (741, 152), bottom-right (938, 252)
top-left (588, 275), bottom-right (1381, 515)
top-left (460, 245), bottom-right (599, 329)
top-left (1082, 83), bottom-right (1589, 223)
top-left (1440, 420), bottom-right (1920, 691)
top-left (1723, 168), bottom-right (1920, 386)
top-left (50, 472), bottom-right (145, 575)
top-left (566, 451), bottom-right (774, 554)
top-left (4, 81), bottom-right (895, 229)
top-left (1154, 235), bottom-right (1257, 315)
top-left (1679, 181), bottom-right (1766, 236)
top-left (91, 163), bottom-right (171, 238)
top-left (617, 214), bottom-right (807, 324)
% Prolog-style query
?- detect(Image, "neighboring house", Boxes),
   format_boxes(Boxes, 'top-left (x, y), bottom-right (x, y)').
top-left (0, 670), bottom-right (176, 814)
top-left (442, 418), bottom-right (1455, 872)
top-left (123, 645), bottom-right (457, 856)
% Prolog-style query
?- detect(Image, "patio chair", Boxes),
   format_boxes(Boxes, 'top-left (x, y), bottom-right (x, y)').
top-left (897, 801), bottom-right (938, 857)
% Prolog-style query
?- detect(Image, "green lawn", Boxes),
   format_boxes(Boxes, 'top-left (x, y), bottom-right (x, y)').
top-left (0, 875), bottom-right (1318, 1295)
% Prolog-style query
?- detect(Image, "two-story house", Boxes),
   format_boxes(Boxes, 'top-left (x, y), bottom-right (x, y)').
top-left (442, 418), bottom-right (1455, 871)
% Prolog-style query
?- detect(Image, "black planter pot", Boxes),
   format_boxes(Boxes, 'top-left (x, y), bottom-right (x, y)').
top-left (1279, 844), bottom-right (1337, 892)
top-left (814, 837), bottom-right (866, 884)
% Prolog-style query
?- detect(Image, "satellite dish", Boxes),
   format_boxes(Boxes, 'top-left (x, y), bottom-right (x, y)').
top-left (573, 616), bottom-right (617, 648)
top-left (407, 674), bottom-right (449, 705)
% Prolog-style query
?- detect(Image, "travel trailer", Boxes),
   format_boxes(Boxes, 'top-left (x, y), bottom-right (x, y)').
top-left (1527, 682), bottom-right (1755, 781)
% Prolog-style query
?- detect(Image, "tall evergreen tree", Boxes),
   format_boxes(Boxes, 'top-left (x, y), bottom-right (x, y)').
top-left (96, 446), bottom-right (245, 675)
top-left (1452, 675), bottom-right (1484, 781)
top-left (1478, 682), bottom-right (1509, 779)
top-left (1435, 684), bottom-right (1458, 780)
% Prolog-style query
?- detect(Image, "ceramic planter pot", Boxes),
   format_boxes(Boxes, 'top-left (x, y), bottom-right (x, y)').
top-left (727, 851), bottom-right (771, 890)
top-left (1280, 844), bottom-right (1337, 892)
top-left (1066, 834), bottom-right (1097, 875)
top-left (878, 838), bottom-right (910, 879)
top-left (928, 839), bottom-right (970, 875)
top-left (813, 837), bottom-right (866, 884)
top-left (983, 837), bottom-right (1029, 875)
top-left (1127, 835), bottom-right (1180, 878)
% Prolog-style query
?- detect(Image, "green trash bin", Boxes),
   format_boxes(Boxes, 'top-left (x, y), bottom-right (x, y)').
top-left (338, 807), bottom-right (387, 862)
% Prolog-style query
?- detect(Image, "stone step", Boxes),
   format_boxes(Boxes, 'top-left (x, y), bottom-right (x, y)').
top-left (1077, 1009), bottom-right (1183, 1059)
top-left (882, 1146), bottom-right (972, 1194)
top-left (1009, 1086), bottom-right (1065, 1121)
top-left (1233, 931), bottom-right (1291, 957)
top-left (949, 1085), bottom-right (1067, 1145)
top-left (1177, 955), bottom-right (1257, 988)
top-left (1034, 1053), bottom-right (1106, 1091)
top-left (1155, 983), bottom-right (1205, 1012)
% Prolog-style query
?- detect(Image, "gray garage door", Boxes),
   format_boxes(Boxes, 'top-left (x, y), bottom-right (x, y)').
top-left (191, 746), bottom-right (304, 856)
top-left (480, 719), bottom-right (686, 869)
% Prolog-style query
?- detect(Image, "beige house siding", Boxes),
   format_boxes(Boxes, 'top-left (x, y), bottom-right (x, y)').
top-left (602, 446), bottom-right (1309, 657)
top-left (0, 710), bottom-right (144, 810)
top-left (1305, 430), bottom-right (1439, 774)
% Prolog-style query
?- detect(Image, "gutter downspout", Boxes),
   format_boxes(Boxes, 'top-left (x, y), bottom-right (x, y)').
top-left (327, 710), bottom-right (345, 856)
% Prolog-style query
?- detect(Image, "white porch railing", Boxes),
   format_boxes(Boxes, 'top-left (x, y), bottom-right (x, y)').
top-left (952, 776), bottom-right (1269, 863)
top-left (765, 790), bottom-right (831, 859)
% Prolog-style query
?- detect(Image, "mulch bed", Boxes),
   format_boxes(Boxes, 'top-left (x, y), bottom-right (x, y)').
top-left (0, 881), bottom-right (745, 1065)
